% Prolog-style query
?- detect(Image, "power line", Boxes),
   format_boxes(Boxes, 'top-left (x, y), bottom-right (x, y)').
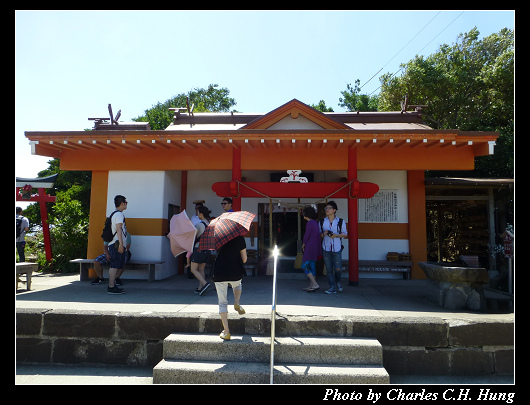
top-left (367, 11), bottom-right (465, 96)
top-left (359, 11), bottom-right (441, 91)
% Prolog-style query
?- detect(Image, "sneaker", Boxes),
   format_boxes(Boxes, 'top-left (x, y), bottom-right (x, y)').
top-left (337, 283), bottom-right (343, 292)
top-left (91, 277), bottom-right (104, 285)
top-left (199, 282), bottom-right (211, 296)
top-left (324, 288), bottom-right (337, 294)
top-left (115, 277), bottom-right (123, 286)
top-left (107, 285), bottom-right (125, 294)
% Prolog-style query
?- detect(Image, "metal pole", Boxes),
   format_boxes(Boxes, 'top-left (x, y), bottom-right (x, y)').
top-left (270, 245), bottom-right (279, 384)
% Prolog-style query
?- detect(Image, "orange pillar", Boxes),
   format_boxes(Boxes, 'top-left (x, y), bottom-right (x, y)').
top-left (232, 147), bottom-right (242, 211)
top-left (86, 171), bottom-right (109, 278)
top-left (178, 170), bottom-right (188, 275)
top-left (348, 147), bottom-right (359, 286)
top-left (36, 188), bottom-right (53, 262)
top-left (407, 170), bottom-right (428, 279)
top-left (181, 170), bottom-right (188, 213)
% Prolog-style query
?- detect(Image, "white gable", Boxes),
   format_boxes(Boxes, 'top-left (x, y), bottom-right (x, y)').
top-left (267, 114), bottom-right (324, 130)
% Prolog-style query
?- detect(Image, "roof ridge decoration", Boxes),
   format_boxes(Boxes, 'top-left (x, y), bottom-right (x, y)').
top-left (240, 99), bottom-right (351, 130)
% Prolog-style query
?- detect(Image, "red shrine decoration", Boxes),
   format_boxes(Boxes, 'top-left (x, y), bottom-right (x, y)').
top-left (16, 174), bottom-right (58, 262)
top-left (212, 179), bottom-right (379, 199)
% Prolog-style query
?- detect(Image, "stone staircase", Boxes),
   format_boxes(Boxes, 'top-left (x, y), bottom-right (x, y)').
top-left (153, 333), bottom-right (389, 384)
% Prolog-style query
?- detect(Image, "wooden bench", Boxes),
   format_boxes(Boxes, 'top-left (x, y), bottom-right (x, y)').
top-left (460, 255), bottom-right (480, 268)
top-left (16, 262), bottom-right (38, 290)
top-left (358, 260), bottom-right (412, 280)
top-left (70, 259), bottom-right (164, 282)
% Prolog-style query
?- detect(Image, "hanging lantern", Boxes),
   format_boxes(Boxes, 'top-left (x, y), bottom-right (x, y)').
top-left (20, 184), bottom-right (33, 200)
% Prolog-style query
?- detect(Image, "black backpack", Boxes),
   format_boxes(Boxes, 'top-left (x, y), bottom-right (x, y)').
top-left (101, 210), bottom-right (119, 242)
top-left (16, 217), bottom-right (23, 238)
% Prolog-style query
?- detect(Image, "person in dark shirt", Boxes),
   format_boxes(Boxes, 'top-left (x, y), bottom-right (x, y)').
top-left (212, 235), bottom-right (247, 340)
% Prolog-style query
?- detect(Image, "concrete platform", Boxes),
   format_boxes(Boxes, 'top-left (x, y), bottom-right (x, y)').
top-left (15, 272), bottom-right (514, 320)
top-left (15, 364), bottom-right (515, 385)
top-left (16, 272), bottom-right (514, 378)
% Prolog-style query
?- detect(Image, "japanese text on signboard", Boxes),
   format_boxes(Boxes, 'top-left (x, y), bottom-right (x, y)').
top-left (358, 190), bottom-right (398, 222)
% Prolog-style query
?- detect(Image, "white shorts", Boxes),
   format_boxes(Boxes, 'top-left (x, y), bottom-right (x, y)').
top-left (214, 279), bottom-right (242, 313)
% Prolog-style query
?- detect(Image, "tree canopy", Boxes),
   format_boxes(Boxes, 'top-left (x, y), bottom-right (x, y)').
top-left (376, 27), bottom-right (514, 177)
top-left (338, 79), bottom-right (379, 112)
top-left (132, 84), bottom-right (237, 130)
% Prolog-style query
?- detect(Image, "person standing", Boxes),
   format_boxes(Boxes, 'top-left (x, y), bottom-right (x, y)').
top-left (301, 206), bottom-right (321, 292)
top-left (91, 232), bottom-right (131, 285)
top-left (190, 206), bottom-right (211, 295)
top-left (320, 201), bottom-right (347, 294)
top-left (107, 195), bottom-right (128, 295)
top-left (212, 235), bottom-right (247, 340)
top-left (190, 200), bottom-right (205, 226)
top-left (16, 207), bottom-right (30, 262)
top-left (221, 197), bottom-right (234, 213)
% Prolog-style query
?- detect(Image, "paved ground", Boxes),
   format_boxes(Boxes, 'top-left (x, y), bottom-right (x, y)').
top-left (15, 272), bottom-right (514, 320)
top-left (15, 364), bottom-right (514, 385)
top-left (15, 271), bottom-right (514, 385)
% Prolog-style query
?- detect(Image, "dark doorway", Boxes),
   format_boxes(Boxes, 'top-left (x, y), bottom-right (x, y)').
top-left (257, 202), bottom-right (328, 274)
top-left (260, 207), bottom-right (300, 257)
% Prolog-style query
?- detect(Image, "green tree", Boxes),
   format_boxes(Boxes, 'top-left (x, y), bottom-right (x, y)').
top-left (132, 83), bottom-right (237, 130)
top-left (22, 159), bottom-right (92, 272)
top-left (338, 79), bottom-right (379, 112)
top-left (310, 100), bottom-right (334, 112)
top-left (377, 27), bottom-right (514, 177)
top-left (23, 158), bottom-right (92, 227)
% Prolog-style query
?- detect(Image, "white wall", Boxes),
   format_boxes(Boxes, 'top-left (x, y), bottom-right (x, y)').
top-left (357, 170), bottom-right (409, 278)
top-left (107, 171), bottom-right (166, 218)
top-left (186, 170), bottom-right (232, 218)
top-left (358, 170), bottom-right (408, 223)
top-left (267, 114), bottom-right (323, 130)
top-left (106, 171), bottom-right (182, 280)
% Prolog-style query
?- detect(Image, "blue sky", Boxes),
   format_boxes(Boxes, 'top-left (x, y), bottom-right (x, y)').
top-left (15, 10), bottom-right (514, 188)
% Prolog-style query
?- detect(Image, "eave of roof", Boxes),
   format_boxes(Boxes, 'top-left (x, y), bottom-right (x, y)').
top-left (25, 128), bottom-right (498, 155)
top-left (425, 177), bottom-right (514, 187)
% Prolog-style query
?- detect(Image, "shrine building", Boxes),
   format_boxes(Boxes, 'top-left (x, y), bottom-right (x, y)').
top-left (24, 99), bottom-right (498, 283)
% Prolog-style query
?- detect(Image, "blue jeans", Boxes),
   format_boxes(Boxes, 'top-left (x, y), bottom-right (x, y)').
top-left (323, 250), bottom-right (342, 290)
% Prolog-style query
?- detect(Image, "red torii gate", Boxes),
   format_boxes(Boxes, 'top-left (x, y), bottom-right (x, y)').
top-left (16, 174), bottom-right (57, 262)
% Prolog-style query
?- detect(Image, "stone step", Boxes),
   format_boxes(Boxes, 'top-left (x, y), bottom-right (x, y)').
top-left (162, 334), bottom-right (383, 365)
top-left (153, 359), bottom-right (389, 384)
top-left (154, 333), bottom-right (389, 384)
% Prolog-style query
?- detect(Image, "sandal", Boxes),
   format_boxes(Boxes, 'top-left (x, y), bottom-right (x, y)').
top-left (306, 287), bottom-right (320, 292)
top-left (234, 304), bottom-right (246, 315)
top-left (220, 331), bottom-right (231, 340)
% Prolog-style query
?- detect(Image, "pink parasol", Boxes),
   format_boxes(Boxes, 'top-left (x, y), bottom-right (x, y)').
top-left (167, 210), bottom-right (197, 257)
top-left (198, 211), bottom-right (256, 251)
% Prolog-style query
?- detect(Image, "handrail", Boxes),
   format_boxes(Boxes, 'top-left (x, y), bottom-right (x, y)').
top-left (270, 245), bottom-right (279, 384)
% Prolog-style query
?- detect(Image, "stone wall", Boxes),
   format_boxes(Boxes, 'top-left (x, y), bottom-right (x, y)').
top-left (16, 308), bottom-right (513, 376)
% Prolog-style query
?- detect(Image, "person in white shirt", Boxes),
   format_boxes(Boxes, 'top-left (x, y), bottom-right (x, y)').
top-left (107, 195), bottom-right (128, 295)
top-left (16, 207), bottom-right (30, 262)
top-left (319, 201), bottom-right (347, 294)
top-left (190, 200), bottom-right (205, 226)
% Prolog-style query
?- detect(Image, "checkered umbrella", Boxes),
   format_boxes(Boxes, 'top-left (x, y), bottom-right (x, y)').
top-left (198, 211), bottom-right (256, 251)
